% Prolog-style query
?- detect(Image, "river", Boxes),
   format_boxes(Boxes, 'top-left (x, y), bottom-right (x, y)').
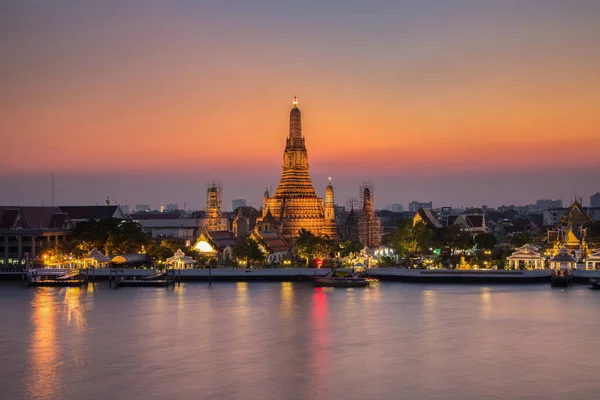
top-left (1, 281), bottom-right (599, 400)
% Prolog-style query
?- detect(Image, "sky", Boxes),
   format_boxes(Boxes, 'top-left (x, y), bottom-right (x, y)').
top-left (1, 0), bottom-right (600, 210)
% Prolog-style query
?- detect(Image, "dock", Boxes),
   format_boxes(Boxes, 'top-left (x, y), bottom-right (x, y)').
top-left (109, 268), bottom-right (180, 288)
top-left (24, 268), bottom-right (89, 287)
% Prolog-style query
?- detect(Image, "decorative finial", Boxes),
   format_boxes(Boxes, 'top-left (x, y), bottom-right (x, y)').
top-left (293, 96), bottom-right (298, 107)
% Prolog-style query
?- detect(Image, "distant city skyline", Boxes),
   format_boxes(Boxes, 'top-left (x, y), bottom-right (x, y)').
top-left (2, 1), bottom-right (600, 209)
top-left (1, 169), bottom-right (598, 211)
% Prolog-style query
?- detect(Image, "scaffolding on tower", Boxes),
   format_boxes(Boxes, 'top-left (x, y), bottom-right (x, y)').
top-left (201, 180), bottom-right (229, 231)
top-left (345, 197), bottom-right (359, 213)
top-left (358, 181), bottom-right (381, 248)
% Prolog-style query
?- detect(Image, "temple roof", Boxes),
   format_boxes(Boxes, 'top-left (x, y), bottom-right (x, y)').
top-left (549, 246), bottom-right (577, 262)
top-left (0, 206), bottom-right (70, 230)
top-left (255, 231), bottom-right (290, 253)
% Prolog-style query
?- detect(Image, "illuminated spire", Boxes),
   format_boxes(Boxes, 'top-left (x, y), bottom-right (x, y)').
top-left (289, 97), bottom-right (302, 140)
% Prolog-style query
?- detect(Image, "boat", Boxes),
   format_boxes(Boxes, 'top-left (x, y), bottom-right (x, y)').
top-left (550, 268), bottom-right (572, 288)
top-left (589, 278), bottom-right (600, 290)
top-left (313, 269), bottom-right (375, 288)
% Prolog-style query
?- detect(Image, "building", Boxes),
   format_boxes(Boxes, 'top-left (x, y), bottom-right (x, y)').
top-left (453, 214), bottom-right (489, 235)
top-left (413, 208), bottom-right (443, 229)
top-left (192, 231), bottom-right (237, 263)
top-left (135, 218), bottom-right (198, 240)
top-left (546, 200), bottom-right (591, 262)
top-left (58, 205), bottom-right (125, 224)
top-left (591, 193), bottom-right (600, 208)
top-left (385, 203), bottom-right (404, 212)
top-left (232, 207), bottom-right (249, 239)
top-left (409, 201), bottom-right (432, 212)
top-left (232, 199), bottom-right (247, 211)
top-left (165, 203), bottom-right (179, 212)
top-left (200, 181), bottom-right (229, 231)
top-left (135, 204), bottom-right (152, 212)
top-left (536, 199), bottom-right (562, 211)
top-left (358, 183), bottom-right (381, 248)
top-left (507, 244), bottom-right (544, 270)
top-left (0, 206), bottom-right (72, 265)
top-left (259, 97), bottom-right (336, 241)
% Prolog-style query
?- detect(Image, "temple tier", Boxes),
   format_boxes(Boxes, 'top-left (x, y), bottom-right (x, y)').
top-left (260, 98), bottom-right (337, 240)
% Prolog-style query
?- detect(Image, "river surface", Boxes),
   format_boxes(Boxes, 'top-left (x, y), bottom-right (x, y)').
top-left (1, 281), bottom-right (600, 400)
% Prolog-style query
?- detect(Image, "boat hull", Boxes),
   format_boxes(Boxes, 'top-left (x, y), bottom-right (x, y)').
top-left (313, 277), bottom-right (369, 288)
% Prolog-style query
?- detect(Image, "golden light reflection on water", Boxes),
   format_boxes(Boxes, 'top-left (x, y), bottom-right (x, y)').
top-left (480, 287), bottom-right (492, 318)
top-left (280, 282), bottom-right (294, 318)
top-left (236, 282), bottom-right (249, 317)
top-left (64, 287), bottom-right (86, 333)
top-left (362, 282), bottom-right (381, 303)
top-left (28, 289), bottom-right (60, 400)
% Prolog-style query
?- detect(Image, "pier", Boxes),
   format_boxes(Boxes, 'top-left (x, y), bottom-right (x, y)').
top-left (108, 268), bottom-right (180, 288)
top-left (23, 267), bottom-right (89, 287)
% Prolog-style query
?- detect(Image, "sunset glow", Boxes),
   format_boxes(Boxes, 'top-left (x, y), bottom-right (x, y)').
top-left (2, 1), bottom-right (599, 208)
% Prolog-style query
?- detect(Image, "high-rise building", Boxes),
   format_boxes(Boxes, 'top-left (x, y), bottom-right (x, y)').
top-left (536, 199), bottom-right (562, 210)
top-left (591, 192), bottom-right (600, 208)
top-left (390, 203), bottom-right (404, 212)
top-left (232, 199), bottom-right (247, 211)
top-left (409, 201), bottom-right (432, 212)
top-left (165, 203), bottom-right (179, 212)
top-left (136, 204), bottom-right (152, 212)
top-left (259, 97), bottom-right (336, 240)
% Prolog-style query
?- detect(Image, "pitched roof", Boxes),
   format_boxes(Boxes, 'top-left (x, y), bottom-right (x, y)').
top-left (560, 200), bottom-right (592, 225)
top-left (130, 212), bottom-right (184, 220)
top-left (414, 208), bottom-right (443, 229)
top-left (207, 230), bottom-right (237, 248)
top-left (256, 231), bottom-right (291, 253)
top-left (0, 209), bottom-right (19, 229)
top-left (465, 215), bottom-right (484, 228)
top-left (446, 215), bottom-right (459, 226)
top-left (550, 246), bottom-right (577, 262)
top-left (59, 205), bottom-right (121, 220)
top-left (0, 206), bottom-right (66, 230)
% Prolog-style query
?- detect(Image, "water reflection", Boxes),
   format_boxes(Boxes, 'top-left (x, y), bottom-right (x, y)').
top-left (311, 288), bottom-right (331, 393)
top-left (480, 287), bottom-right (492, 318)
top-left (64, 287), bottom-right (86, 333)
top-left (236, 282), bottom-right (249, 316)
top-left (280, 282), bottom-right (294, 318)
top-left (28, 289), bottom-right (60, 400)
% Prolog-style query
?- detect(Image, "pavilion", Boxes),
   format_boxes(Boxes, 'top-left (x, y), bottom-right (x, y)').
top-left (507, 244), bottom-right (544, 270)
top-left (83, 248), bottom-right (111, 268)
top-left (548, 246), bottom-right (577, 271)
top-left (585, 249), bottom-right (600, 270)
top-left (166, 249), bottom-right (195, 269)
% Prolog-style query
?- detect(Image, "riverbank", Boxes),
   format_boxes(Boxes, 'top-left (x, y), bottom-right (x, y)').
top-left (3, 267), bottom-right (598, 283)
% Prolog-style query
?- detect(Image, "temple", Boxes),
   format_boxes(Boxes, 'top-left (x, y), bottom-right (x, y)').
top-left (258, 98), bottom-right (337, 240)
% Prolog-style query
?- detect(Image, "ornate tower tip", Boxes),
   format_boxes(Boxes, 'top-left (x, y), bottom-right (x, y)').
top-left (293, 96), bottom-right (298, 107)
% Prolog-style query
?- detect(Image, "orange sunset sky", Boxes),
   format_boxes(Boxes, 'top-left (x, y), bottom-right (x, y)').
top-left (1, 1), bottom-right (599, 209)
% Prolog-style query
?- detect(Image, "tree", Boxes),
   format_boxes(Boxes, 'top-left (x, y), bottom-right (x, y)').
top-left (509, 232), bottom-right (531, 248)
top-left (232, 238), bottom-right (265, 267)
top-left (474, 233), bottom-right (497, 250)
top-left (434, 225), bottom-right (473, 255)
top-left (338, 240), bottom-right (363, 258)
top-left (146, 242), bottom-right (174, 265)
top-left (388, 220), bottom-right (434, 260)
top-left (295, 229), bottom-right (336, 267)
top-left (66, 218), bottom-right (149, 257)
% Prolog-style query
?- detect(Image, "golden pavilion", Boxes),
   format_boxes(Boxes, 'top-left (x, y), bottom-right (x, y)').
top-left (258, 98), bottom-right (336, 241)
